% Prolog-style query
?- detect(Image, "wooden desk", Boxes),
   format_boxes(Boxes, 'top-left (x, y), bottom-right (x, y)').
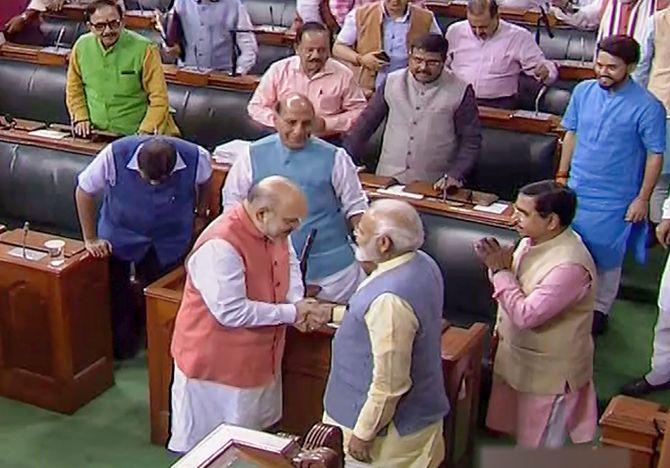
top-left (0, 229), bottom-right (113, 413)
top-left (426, 0), bottom-right (564, 27)
top-left (600, 395), bottom-right (666, 468)
top-left (145, 268), bottom-right (487, 468)
top-left (0, 122), bottom-right (512, 229)
top-left (0, 44), bottom-right (573, 133)
top-left (556, 59), bottom-right (596, 81)
top-left (44, 6), bottom-right (156, 29)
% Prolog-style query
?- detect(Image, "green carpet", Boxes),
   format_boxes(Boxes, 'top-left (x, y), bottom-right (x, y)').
top-left (1, 249), bottom-right (670, 467)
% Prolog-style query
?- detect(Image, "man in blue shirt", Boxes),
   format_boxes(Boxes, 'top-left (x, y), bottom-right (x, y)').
top-left (556, 35), bottom-right (666, 336)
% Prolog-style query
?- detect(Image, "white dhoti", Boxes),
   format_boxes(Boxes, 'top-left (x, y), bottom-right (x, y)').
top-left (646, 255), bottom-right (670, 385)
top-left (167, 363), bottom-right (283, 453)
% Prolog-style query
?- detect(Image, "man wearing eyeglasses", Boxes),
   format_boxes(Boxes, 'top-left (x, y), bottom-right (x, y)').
top-left (75, 135), bottom-right (212, 359)
top-left (344, 33), bottom-right (481, 192)
top-left (66, 0), bottom-right (179, 138)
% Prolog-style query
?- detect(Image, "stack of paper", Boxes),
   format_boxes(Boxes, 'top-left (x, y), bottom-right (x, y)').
top-left (213, 140), bottom-right (250, 164)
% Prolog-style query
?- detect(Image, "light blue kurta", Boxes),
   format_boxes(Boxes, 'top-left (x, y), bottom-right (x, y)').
top-left (562, 78), bottom-right (666, 269)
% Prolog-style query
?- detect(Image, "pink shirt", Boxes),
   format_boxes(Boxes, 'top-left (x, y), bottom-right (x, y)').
top-left (445, 20), bottom-right (558, 100)
top-left (247, 56), bottom-right (367, 133)
top-left (486, 240), bottom-right (597, 447)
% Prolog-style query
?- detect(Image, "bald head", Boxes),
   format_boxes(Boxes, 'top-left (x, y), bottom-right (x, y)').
top-left (355, 199), bottom-right (424, 263)
top-left (246, 176), bottom-right (308, 240)
top-left (137, 138), bottom-right (177, 185)
top-left (273, 93), bottom-right (316, 150)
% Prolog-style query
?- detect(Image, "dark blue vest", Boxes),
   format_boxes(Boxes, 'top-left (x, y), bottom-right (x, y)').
top-left (249, 134), bottom-right (355, 281)
top-left (98, 135), bottom-right (198, 267)
top-left (324, 251), bottom-right (450, 436)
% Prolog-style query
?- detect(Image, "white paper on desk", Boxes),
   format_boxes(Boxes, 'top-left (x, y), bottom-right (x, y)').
top-left (514, 109), bottom-right (552, 121)
top-left (28, 129), bottom-right (68, 140)
top-left (213, 139), bottom-right (250, 164)
top-left (376, 185), bottom-right (424, 200)
top-left (0, 33), bottom-right (5, 46)
top-left (473, 202), bottom-right (509, 214)
top-left (7, 247), bottom-right (48, 261)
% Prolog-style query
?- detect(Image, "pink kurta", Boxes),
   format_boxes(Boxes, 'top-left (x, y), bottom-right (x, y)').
top-left (485, 246), bottom-right (598, 448)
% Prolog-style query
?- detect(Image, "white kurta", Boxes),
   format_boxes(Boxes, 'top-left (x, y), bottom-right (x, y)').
top-left (222, 143), bottom-right (369, 303)
top-left (168, 240), bottom-right (304, 453)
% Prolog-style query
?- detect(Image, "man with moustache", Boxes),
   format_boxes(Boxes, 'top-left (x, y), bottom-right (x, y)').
top-left (66, 0), bottom-right (179, 138)
top-left (476, 180), bottom-right (598, 447)
top-left (344, 33), bottom-right (481, 190)
top-left (225, 94), bottom-right (368, 303)
top-left (248, 22), bottom-right (366, 135)
top-left (170, 177), bottom-right (332, 452)
top-left (556, 35), bottom-right (666, 335)
top-left (323, 199), bottom-right (449, 466)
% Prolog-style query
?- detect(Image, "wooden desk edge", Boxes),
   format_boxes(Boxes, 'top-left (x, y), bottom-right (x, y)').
top-left (442, 322), bottom-right (489, 360)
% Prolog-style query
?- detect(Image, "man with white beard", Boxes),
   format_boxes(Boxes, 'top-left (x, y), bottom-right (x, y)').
top-left (321, 199), bottom-right (449, 467)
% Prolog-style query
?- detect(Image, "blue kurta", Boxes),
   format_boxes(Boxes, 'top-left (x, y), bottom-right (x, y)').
top-left (562, 79), bottom-right (666, 269)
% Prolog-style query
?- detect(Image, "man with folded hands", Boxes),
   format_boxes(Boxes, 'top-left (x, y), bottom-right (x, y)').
top-left (344, 33), bottom-right (481, 192)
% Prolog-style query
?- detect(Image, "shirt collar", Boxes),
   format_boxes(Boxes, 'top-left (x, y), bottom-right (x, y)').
top-left (364, 251), bottom-right (416, 285)
top-left (126, 143), bottom-right (187, 174)
top-left (382, 3), bottom-right (411, 22)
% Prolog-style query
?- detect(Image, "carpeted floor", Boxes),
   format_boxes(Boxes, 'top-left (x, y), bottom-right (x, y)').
top-left (1, 249), bottom-right (669, 467)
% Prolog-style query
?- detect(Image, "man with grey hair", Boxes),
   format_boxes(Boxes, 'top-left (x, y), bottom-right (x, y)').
top-left (321, 199), bottom-right (449, 467)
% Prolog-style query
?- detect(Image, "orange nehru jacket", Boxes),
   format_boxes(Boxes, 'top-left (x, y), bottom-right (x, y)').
top-left (171, 202), bottom-right (290, 388)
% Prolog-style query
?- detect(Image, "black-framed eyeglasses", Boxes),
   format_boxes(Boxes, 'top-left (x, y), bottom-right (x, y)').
top-left (89, 19), bottom-right (122, 32)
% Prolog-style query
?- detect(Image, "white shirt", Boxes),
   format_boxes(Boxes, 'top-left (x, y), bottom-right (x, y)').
top-left (222, 142), bottom-right (368, 217)
top-left (168, 240), bottom-right (303, 453)
top-left (297, 0), bottom-right (324, 23)
top-left (77, 142), bottom-right (212, 194)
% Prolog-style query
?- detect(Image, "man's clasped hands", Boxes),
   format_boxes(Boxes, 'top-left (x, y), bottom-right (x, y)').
top-left (293, 298), bottom-right (336, 333)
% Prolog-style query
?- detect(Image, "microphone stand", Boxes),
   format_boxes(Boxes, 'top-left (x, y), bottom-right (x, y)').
top-left (299, 229), bottom-right (318, 294)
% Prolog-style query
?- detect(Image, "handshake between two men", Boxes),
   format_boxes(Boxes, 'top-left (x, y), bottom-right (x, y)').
top-left (293, 298), bottom-right (337, 333)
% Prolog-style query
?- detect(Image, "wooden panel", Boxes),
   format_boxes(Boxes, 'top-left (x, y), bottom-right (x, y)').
top-left (0, 235), bottom-right (113, 414)
top-left (145, 267), bottom-right (185, 445)
top-left (280, 327), bottom-right (334, 437)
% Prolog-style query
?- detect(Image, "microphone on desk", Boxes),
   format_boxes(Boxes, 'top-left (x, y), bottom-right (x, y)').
top-left (229, 29), bottom-right (239, 77)
top-left (54, 26), bottom-right (66, 52)
top-left (299, 229), bottom-right (318, 289)
top-left (579, 36), bottom-right (586, 64)
top-left (269, 5), bottom-right (276, 28)
top-left (534, 85), bottom-right (548, 116)
top-left (534, 6), bottom-right (554, 45)
top-left (22, 222), bottom-right (30, 259)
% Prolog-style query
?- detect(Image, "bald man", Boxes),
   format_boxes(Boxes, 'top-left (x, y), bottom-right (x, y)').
top-left (75, 135), bottom-right (212, 359)
top-left (322, 199), bottom-right (448, 467)
top-left (169, 176), bottom-right (332, 453)
top-left (224, 93), bottom-right (368, 303)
